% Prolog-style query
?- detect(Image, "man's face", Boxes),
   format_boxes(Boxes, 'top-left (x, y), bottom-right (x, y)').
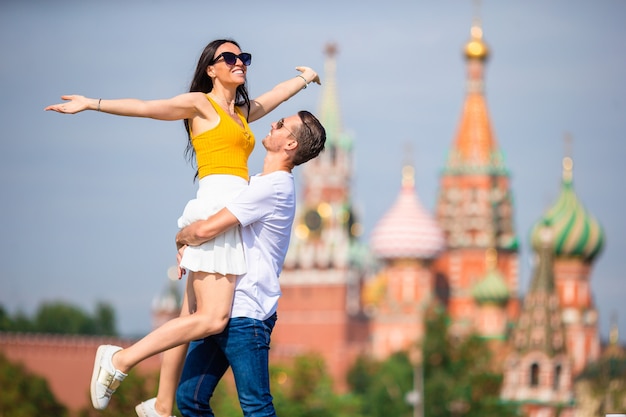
top-left (262, 115), bottom-right (299, 151)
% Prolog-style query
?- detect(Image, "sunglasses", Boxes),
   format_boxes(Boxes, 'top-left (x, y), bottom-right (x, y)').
top-left (276, 118), bottom-right (297, 139)
top-left (211, 52), bottom-right (252, 66)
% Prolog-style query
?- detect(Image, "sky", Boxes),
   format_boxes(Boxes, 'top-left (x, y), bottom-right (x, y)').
top-left (0, 1), bottom-right (624, 342)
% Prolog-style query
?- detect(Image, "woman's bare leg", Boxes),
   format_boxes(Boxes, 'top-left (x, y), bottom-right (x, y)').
top-left (148, 276), bottom-right (196, 416)
top-left (111, 271), bottom-right (236, 374)
top-left (149, 344), bottom-right (187, 416)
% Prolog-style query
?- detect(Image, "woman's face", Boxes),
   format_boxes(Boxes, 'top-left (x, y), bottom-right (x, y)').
top-left (208, 42), bottom-right (248, 87)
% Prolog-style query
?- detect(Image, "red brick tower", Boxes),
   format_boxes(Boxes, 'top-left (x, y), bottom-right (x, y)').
top-left (270, 43), bottom-right (369, 390)
top-left (434, 20), bottom-right (520, 336)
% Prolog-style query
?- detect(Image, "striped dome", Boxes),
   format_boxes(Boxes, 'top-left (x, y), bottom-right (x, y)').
top-left (530, 157), bottom-right (604, 262)
top-left (370, 166), bottom-right (445, 259)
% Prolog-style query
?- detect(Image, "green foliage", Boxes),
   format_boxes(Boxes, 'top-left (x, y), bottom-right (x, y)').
top-left (271, 353), bottom-right (364, 417)
top-left (35, 302), bottom-right (94, 334)
top-left (347, 354), bottom-right (378, 395)
top-left (0, 352), bottom-right (67, 417)
top-left (189, 371), bottom-right (242, 417)
top-left (93, 302), bottom-right (116, 335)
top-left (0, 301), bottom-right (117, 336)
top-left (206, 378), bottom-right (243, 417)
top-left (346, 308), bottom-right (519, 417)
top-left (421, 308), bottom-right (518, 417)
top-left (349, 352), bottom-right (414, 417)
top-left (576, 354), bottom-right (626, 415)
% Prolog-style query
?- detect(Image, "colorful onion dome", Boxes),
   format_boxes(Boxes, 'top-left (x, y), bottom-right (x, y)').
top-left (464, 23), bottom-right (489, 61)
top-left (370, 165), bottom-right (445, 259)
top-left (530, 157), bottom-right (605, 262)
top-left (472, 248), bottom-right (509, 305)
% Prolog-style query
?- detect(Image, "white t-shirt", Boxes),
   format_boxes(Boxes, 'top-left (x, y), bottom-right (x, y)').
top-left (225, 171), bottom-right (295, 320)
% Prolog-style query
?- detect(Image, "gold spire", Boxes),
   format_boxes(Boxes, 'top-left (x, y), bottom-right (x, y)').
top-left (402, 165), bottom-right (415, 188)
top-left (402, 142), bottom-right (415, 188)
top-left (609, 312), bottom-right (619, 346)
top-left (563, 132), bottom-right (573, 183)
top-left (464, 1), bottom-right (489, 60)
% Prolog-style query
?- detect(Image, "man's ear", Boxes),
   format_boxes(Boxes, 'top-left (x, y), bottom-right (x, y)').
top-left (285, 139), bottom-right (298, 150)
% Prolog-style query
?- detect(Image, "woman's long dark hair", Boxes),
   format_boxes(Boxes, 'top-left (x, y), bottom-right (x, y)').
top-left (184, 39), bottom-right (251, 172)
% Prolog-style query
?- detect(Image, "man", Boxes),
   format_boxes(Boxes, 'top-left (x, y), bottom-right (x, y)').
top-left (173, 110), bottom-right (324, 417)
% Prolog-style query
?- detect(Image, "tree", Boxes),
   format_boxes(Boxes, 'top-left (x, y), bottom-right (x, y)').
top-left (35, 302), bottom-right (94, 334)
top-left (421, 307), bottom-right (518, 417)
top-left (575, 351), bottom-right (626, 415)
top-left (347, 307), bottom-right (519, 417)
top-left (0, 352), bottom-right (67, 417)
top-left (92, 302), bottom-right (116, 336)
top-left (0, 301), bottom-right (118, 336)
top-left (0, 306), bottom-right (34, 332)
top-left (272, 353), bottom-right (363, 417)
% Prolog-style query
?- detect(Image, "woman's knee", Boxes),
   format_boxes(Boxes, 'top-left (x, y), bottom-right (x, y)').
top-left (195, 313), bottom-right (229, 337)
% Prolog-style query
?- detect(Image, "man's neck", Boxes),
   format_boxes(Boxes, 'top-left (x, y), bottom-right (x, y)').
top-left (261, 154), bottom-right (293, 175)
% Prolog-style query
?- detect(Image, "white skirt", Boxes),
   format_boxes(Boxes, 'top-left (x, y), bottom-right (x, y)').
top-left (177, 175), bottom-right (247, 275)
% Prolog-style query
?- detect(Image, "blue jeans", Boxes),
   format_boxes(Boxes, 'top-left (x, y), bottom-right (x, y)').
top-left (176, 314), bottom-right (277, 417)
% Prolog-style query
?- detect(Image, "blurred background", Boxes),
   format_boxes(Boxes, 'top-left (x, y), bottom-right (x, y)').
top-left (1, 1), bottom-right (625, 415)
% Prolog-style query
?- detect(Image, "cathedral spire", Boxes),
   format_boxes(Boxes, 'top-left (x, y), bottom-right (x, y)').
top-left (501, 222), bottom-right (574, 408)
top-left (445, 20), bottom-right (505, 175)
top-left (434, 16), bottom-right (519, 337)
top-left (318, 42), bottom-right (347, 150)
top-left (436, 21), bottom-right (517, 250)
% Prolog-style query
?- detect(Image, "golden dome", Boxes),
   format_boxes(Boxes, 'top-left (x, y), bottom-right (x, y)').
top-left (464, 24), bottom-right (489, 61)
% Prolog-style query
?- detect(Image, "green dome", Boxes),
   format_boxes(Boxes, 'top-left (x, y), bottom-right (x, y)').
top-left (472, 249), bottom-right (509, 305)
top-left (530, 157), bottom-right (604, 262)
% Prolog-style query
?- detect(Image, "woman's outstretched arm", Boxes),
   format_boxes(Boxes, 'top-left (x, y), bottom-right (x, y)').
top-left (44, 93), bottom-right (206, 121)
top-left (247, 66), bottom-right (320, 123)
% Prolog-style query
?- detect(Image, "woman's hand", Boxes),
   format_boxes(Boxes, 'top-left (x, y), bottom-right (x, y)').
top-left (44, 95), bottom-right (94, 114)
top-left (295, 66), bottom-right (321, 86)
top-left (177, 244), bottom-right (188, 280)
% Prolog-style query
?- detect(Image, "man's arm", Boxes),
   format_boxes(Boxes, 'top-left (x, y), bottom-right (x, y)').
top-left (176, 207), bottom-right (240, 248)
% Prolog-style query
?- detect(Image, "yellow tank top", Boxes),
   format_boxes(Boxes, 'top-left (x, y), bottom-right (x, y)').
top-left (191, 96), bottom-right (255, 180)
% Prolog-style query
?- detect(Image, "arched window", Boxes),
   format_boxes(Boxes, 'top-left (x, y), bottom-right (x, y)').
top-left (530, 363), bottom-right (539, 387)
top-left (553, 364), bottom-right (561, 390)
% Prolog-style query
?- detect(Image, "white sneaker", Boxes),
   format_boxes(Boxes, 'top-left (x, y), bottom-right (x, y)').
top-left (90, 345), bottom-right (127, 410)
top-left (135, 397), bottom-right (173, 417)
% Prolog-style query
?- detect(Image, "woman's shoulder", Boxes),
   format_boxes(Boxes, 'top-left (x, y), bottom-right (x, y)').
top-left (188, 91), bottom-right (210, 103)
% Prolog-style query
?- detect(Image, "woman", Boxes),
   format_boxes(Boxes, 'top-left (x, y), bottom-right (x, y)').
top-left (45, 38), bottom-right (319, 416)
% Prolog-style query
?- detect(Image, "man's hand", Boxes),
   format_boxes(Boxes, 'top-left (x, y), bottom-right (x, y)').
top-left (176, 223), bottom-right (201, 248)
top-left (175, 208), bottom-right (240, 279)
top-left (176, 208), bottom-right (240, 248)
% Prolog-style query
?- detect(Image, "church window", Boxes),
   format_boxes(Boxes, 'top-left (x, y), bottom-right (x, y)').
top-left (553, 364), bottom-right (562, 390)
top-left (530, 363), bottom-right (539, 387)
